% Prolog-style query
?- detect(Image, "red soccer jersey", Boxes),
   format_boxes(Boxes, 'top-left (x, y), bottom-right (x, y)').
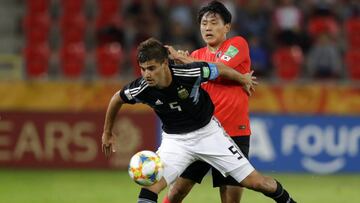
top-left (191, 36), bottom-right (251, 136)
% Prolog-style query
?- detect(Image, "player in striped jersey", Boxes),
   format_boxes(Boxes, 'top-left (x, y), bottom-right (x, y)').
top-left (101, 38), bottom-right (295, 203)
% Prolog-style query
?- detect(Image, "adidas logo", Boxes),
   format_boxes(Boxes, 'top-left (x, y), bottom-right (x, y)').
top-left (155, 99), bottom-right (163, 105)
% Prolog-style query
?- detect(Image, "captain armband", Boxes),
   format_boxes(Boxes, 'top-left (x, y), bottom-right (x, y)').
top-left (207, 63), bottom-right (219, 80)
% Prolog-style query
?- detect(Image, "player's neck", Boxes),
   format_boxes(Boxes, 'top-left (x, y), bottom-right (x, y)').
top-left (207, 39), bottom-right (226, 53)
top-left (156, 67), bottom-right (172, 89)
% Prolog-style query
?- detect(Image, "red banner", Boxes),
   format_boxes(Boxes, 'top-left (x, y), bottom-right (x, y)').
top-left (0, 111), bottom-right (157, 169)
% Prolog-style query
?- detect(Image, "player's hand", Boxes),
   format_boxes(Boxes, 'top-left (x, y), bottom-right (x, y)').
top-left (102, 132), bottom-right (116, 159)
top-left (177, 49), bottom-right (189, 57)
top-left (165, 45), bottom-right (178, 58)
top-left (165, 45), bottom-right (189, 64)
top-left (242, 70), bottom-right (258, 96)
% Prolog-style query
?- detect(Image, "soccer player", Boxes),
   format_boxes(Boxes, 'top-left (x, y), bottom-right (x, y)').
top-left (102, 38), bottom-right (296, 203)
top-left (163, 1), bottom-right (254, 203)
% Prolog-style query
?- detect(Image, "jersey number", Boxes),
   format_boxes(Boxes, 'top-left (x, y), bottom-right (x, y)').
top-left (229, 146), bottom-right (243, 160)
top-left (169, 102), bottom-right (182, 111)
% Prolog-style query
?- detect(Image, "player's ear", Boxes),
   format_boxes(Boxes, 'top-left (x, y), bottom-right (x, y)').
top-left (163, 59), bottom-right (169, 67)
top-left (225, 23), bottom-right (231, 33)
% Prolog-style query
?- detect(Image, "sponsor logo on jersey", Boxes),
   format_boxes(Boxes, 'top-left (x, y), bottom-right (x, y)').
top-left (224, 45), bottom-right (239, 57)
top-left (177, 87), bottom-right (189, 99)
top-left (202, 66), bottom-right (210, 78)
top-left (155, 99), bottom-right (163, 105)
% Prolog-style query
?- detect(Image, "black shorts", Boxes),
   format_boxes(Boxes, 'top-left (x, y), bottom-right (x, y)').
top-left (180, 136), bottom-right (250, 187)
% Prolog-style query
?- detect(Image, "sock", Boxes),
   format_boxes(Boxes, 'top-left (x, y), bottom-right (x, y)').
top-left (162, 195), bottom-right (171, 203)
top-left (264, 181), bottom-right (296, 203)
top-left (138, 188), bottom-right (158, 203)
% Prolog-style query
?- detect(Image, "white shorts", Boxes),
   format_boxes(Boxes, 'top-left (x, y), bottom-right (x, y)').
top-left (157, 117), bottom-right (254, 185)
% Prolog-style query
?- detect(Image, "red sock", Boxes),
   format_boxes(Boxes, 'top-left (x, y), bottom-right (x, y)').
top-left (162, 195), bottom-right (171, 203)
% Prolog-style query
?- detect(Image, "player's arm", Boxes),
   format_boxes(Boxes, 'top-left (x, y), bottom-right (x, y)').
top-left (206, 62), bottom-right (257, 96)
top-left (102, 90), bottom-right (125, 158)
top-left (216, 62), bottom-right (255, 86)
top-left (167, 45), bottom-right (255, 93)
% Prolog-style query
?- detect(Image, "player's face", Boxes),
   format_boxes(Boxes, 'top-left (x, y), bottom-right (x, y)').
top-left (200, 12), bottom-right (230, 48)
top-left (139, 59), bottom-right (168, 87)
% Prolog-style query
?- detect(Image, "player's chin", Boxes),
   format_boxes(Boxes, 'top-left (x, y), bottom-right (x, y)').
top-left (204, 38), bottom-right (217, 46)
top-left (203, 38), bottom-right (212, 44)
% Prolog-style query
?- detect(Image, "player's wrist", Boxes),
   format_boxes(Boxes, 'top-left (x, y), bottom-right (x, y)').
top-left (238, 73), bottom-right (248, 85)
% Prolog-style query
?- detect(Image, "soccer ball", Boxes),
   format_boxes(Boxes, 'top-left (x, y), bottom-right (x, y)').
top-left (128, 150), bottom-right (164, 186)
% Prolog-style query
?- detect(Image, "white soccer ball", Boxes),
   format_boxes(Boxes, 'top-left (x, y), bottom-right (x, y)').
top-left (128, 150), bottom-right (164, 186)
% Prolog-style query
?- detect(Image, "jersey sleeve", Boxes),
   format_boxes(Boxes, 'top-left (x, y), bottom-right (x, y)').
top-left (173, 62), bottom-right (219, 84)
top-left (119, 78), bottom-right (144, 104)
top-left (202, 62), bottom-right (219, 81)
top-left (219, 36), bottom-right (250, 72)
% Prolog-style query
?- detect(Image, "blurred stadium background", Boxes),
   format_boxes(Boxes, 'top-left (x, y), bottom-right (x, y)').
top-left (0, 0), bottom-right (359, 202)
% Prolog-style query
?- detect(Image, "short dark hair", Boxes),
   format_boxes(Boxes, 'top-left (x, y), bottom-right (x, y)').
top-left (137, 38), bottom-right (169, 64)
top-left (197, 1), bottom-right (232, 24)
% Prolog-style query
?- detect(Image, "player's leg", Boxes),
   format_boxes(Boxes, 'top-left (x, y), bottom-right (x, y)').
top-left (198, 118), bottom-right (296, 203)
top-left (163, 177), bottom-right (194, 203)
top-left (238, 170), bottom-right (296, 203)
top-left (163, 161), bottom-right (211, 203)
top-left (215, 136), bottom-right (250, 203)
top-left (148, 132), bottom-right (197, 203)
top-left (138, 178), bottom-right (167, 203)
top-left (219, 185), bottom-right (243, 203)
top-left (209, 145), bottom-right (296, 203)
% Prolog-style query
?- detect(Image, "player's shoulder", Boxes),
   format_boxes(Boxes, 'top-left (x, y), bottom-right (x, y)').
top-left (124, 77), bottom-right (148, 93)
top-left (171, 62), bottom-right (204, 71)
top-left (225, 36), bottom-right (249, 47)
top-left (130, 77), bottom-right (146, 86)
top-left (191, 47), bottom-right (207, 57)
top-left (170, 63), bottom-right (205, 78)
top-left (220, 36), bottom-right (249, 55)
top-left (121, 77), bottom-right (149, 102)
top-left (227, 36), bottom-right (247, 43)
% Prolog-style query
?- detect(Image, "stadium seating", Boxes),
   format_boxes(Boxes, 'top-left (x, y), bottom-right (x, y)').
top-left (130, 46), bottom-right (141, 77)
top-left (26, 0), bottom-right (50, 14)
top-left (17, 0), bottom-right (357, 81)
top-left (60, 42), bottom-right (86, 78)
top-left (23, 12), bottom-right (51, 43)
top-left (60, 0), bottom-right (85, 14)
top-left (60, 13), bottom-right (86, 43)
top-left (307, 16), bottom-right (339, 39)
top-left (345, 49), bottom-right (360, 80)
top-left (97, 0), bottom-right (120, 16)
top-left (95, 0), bottom-right (122, 30)
top-left (272, 46), bottom-right (304, 81)
top-left (96, 43), bottom-right (123, 78)
top-left (23, 42), bottom-right (50, 77)
top-left (345, 17), bottom-right (360, 49)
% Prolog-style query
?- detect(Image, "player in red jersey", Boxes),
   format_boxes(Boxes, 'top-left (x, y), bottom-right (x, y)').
top-left (162, 1), bottom-right (259, 203)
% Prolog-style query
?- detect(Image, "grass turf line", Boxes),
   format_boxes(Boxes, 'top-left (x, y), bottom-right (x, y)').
top-left (0, 169), bottom-right (359, 203)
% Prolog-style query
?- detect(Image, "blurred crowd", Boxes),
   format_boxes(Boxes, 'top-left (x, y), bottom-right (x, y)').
top-left (21, 0), bottom-right (360, 82)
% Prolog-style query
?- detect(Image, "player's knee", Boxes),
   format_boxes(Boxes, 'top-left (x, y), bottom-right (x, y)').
top-left (245, 178), bottom-right (262, 191)
top-left (242, 175), bottom-right (268, 191)
top-left (168, 186), bottom-right (189, 201)
top-left (245, 177), bottom-right (276, 194)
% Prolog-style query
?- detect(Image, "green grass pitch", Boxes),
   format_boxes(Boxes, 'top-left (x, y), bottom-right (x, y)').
top-left (1, 169), bottom-right (359, 203)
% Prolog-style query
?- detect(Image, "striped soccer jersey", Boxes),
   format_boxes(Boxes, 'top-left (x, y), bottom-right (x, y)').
top-left (120, 62), bottom-right (218, 134)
